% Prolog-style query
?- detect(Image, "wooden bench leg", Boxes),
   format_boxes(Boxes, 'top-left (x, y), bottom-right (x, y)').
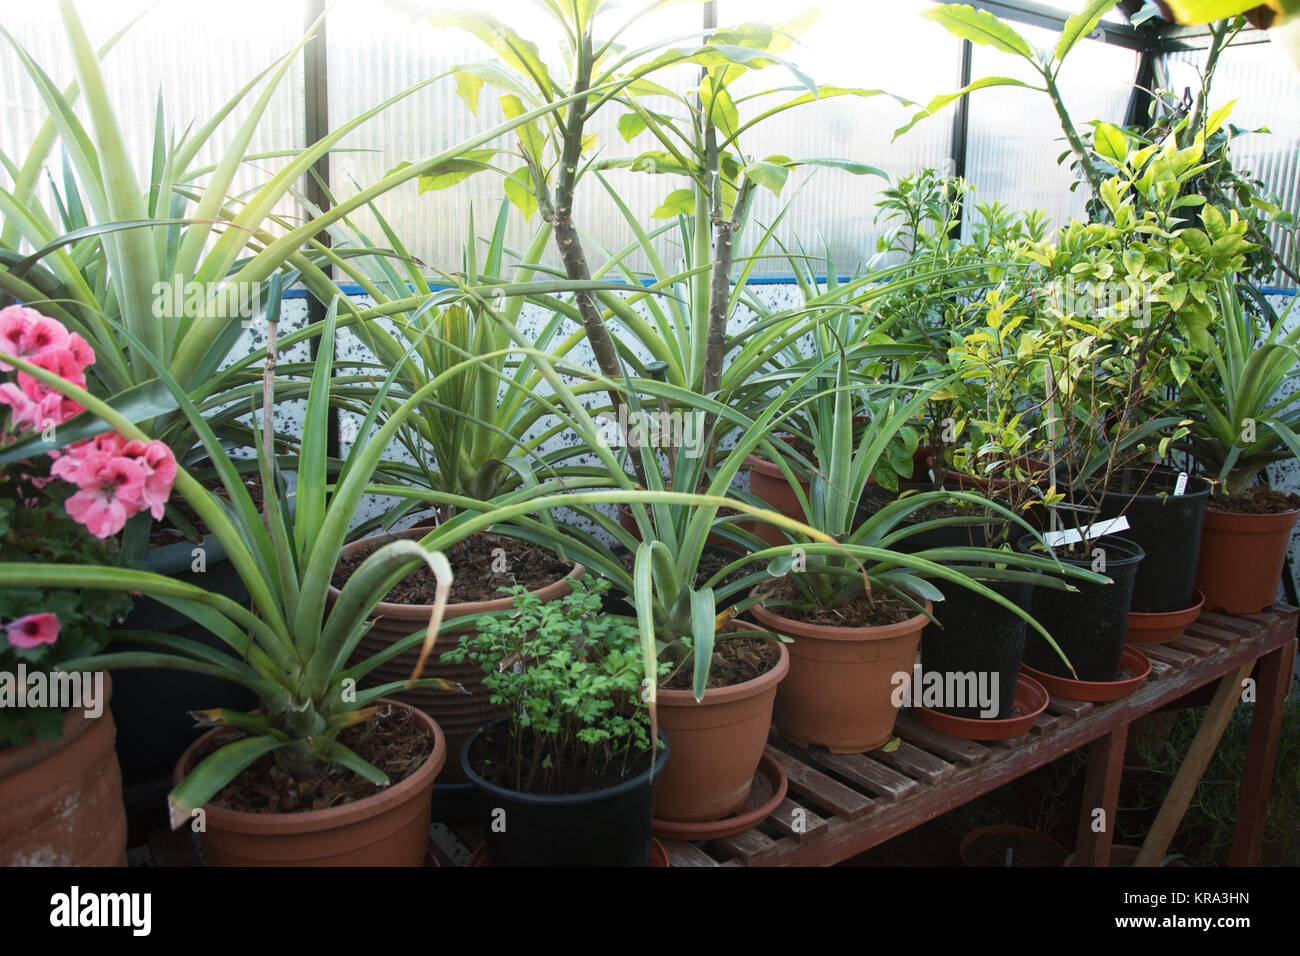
top-left (1136, 664), bottom-right (1253, 866)
top-left (1070, 724), bottom-right (1128, 867)
top-left (1230, 638), bottom-right (1297, 866)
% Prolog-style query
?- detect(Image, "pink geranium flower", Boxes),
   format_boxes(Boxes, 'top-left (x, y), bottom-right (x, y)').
top-left (4, 613), bottom-right (60, 649)
top-left (120, 439), bottom-right (178, 519)
top-left (0, 305), bottom-right (40, 368)
top-left (0, 306), bottom-right (84, 375)
top-left (19, 345), bottom-right (87, 393)
top-left (0, 381), bottom-right (40, 431)
top-left (64, 332), bottom-right (95, 371)
top-left (0, 310), bottom-right (89, 431)
top-left (19, 316), bottom-right (70, 355)
top-left (0, 380), bottom-right (71, 433)
top-left (0, 306), bottom-right (177, 539)
top-left (63, 453), bottom-right (148, 538)
top-left (52, 434), bottom-right (179, 533)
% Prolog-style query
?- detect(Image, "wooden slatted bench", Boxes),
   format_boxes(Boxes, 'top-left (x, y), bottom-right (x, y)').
top-left (660, 603), bottom-right (1297, 868)
top-left (143, 605), bottom-right (1294, 867)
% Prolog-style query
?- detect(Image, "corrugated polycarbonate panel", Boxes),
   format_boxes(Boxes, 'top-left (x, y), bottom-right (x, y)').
top-left (322, 0), bottom-right (959, 279)
top-left (710, 0), bottom-right (961, 276)
top-left (1163, 41), bottom-right (1300, 289)
top-left (323, 0), bottom-right (703, 278)
top-left (0, 0), bottom-right (307, 251)
top-left (964, 24), bottom-right (1139, 233)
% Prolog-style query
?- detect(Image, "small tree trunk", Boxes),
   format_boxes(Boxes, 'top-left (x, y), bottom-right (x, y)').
top-left (546, 35), bottom-right (646, 486)
top-left (703, 218), bottom-right (732, 399)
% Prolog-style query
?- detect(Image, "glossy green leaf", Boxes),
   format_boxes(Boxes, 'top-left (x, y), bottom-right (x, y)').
top-left (1056, 0), bottom-right (1114, 62)
top-left (652, 188), bottom-right (696, 219)
top-left (921, 4), bottom-right (1034, 59)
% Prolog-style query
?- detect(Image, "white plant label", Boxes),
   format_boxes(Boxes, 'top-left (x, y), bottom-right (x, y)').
top-left (1173, 471), bottom-right (1188, 496)
top-left (1041, 515), bottom-right (1130, 549)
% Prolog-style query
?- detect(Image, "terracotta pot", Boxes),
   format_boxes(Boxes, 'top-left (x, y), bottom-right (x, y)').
top-left (653, 630), bottom-right (790, 823)
top-left (743, 450), bottom-right (810, 547)
top-left (744, 435), bottom-right (933, 545)
top-left (0, 673), bottom-right (126, 866)
top-left (409, 506), bottom-right (445, 530)
top-left (173, 701), bottom-right (445, 866)
top-left (327, 528), bottom-right (582, 783)
top-left (935, 455), bottom-right (1050, 493)
top-left (1194, 506), bottom-right (1300, 614)
top-left (1125, 589), bottom-right (1205, 645)
top-left (960, 825), bottom-right (1068, 867)
top-left (751, 596), bottom-right (931, 754)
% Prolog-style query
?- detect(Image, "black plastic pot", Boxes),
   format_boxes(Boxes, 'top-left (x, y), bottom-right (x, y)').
top-left (920, 577), bottom-right (1033, 719)
top-left (1099, 472), bottom-right (1209, 613)
top-left (1017, 534), bottom-right (1145, 683)
top-left (856, 485), bottom-right (1008, 555)
top-left (461, 719), bottom-right (669, 866)
top-left (112, 533), bottom-right (258, 798)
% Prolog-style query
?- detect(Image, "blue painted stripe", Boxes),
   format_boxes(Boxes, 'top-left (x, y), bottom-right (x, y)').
top-left (281, 279), bottom-right (1298, 299)
top-left (281, 275), bottom-right (860, 298)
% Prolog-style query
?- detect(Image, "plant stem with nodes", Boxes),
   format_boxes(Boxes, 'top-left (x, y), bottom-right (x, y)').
top-left (535, 32), bottom-right (648, 488)
top-left (261, 315), bottom-right (278, 534)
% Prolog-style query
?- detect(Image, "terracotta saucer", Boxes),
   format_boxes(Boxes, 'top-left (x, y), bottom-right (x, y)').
top-left (1125, 590), bottom-right (1205, 645)
top-left (1020, 645), bottom-right (1152, 702)
top-left (915, 674), bottom-right (1049, 741)
top-left (652, 753), bottom-right (788, 841)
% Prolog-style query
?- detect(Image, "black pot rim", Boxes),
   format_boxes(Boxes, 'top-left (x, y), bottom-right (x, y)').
top-left (1016, 532), bottom-right (1145, 568)
top-left (460, 717), bottom-right (669, 806)
top-left (1099, 471), bottom-right (1210, 503)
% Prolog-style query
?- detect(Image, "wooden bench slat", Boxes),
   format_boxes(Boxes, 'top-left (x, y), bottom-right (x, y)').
top-left (1144, 644), bottom-right (1197, 669)
top-left (1185, 622), bottom-right (1242, 645)
top-left (1032, 712), bottom-right (1060, 734)
top-left (1197, 612), bottom-right (1256, 634)
top-left (768, 798), bottom-right (828, 842)
top-left (766, 746), bottom-right (874, 819)
top-left (893, 713), bottom-right (991, 766)
top-left (663, 840), bottom-right (721, 867)
top-left (807, 750), bottom-right (918, 803)
top-left (714, 826), bottom-right (778, 863)
top-left (1148, 658), bottom-right (1174, 680)
top-left (1045, 696), bottom-right (1094, 719)
top-left (871, 739), bottom-right (956, 784)
top-left (1239, 611), bottom-right (1288, 631)
top-left (1168, 634), bottom-right (1219, 657)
